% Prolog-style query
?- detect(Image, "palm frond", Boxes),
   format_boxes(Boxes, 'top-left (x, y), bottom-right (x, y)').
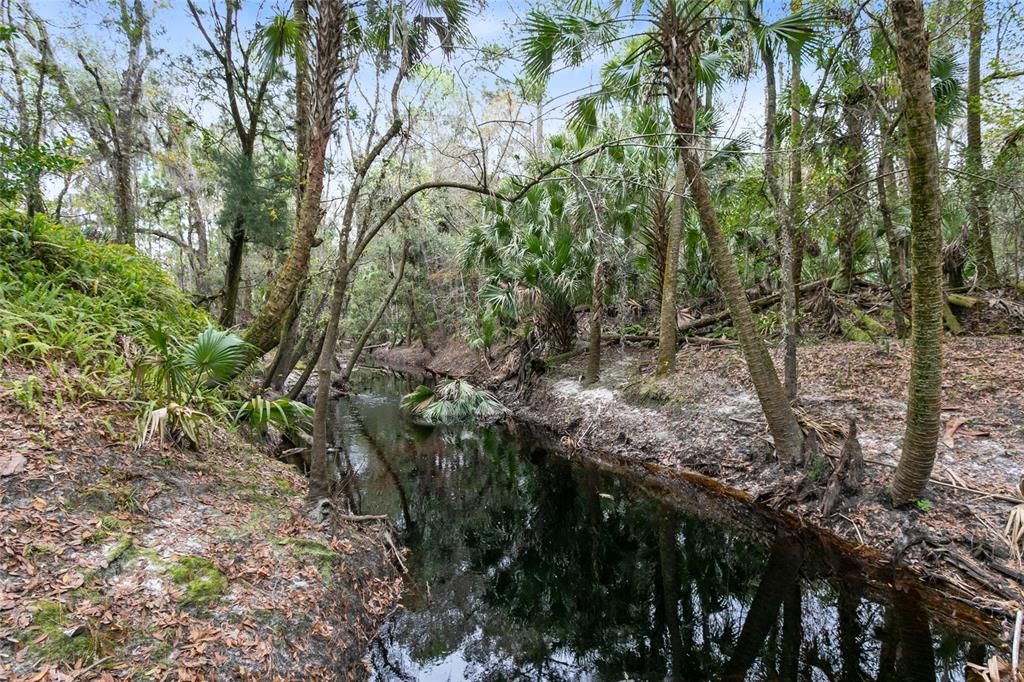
top-left (181, 327), bottom-right (252, 385)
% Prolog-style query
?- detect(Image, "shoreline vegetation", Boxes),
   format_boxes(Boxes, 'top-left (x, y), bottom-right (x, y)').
top-left (5, 0), bottom-right (1024, 676)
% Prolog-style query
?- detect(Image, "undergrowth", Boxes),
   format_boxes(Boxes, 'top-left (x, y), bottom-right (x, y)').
top-left (0, 210), bottom-right (309, 446)
top-left (0, 210), bottom-right (207, 387)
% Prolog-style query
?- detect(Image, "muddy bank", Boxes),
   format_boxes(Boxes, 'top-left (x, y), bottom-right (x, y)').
top-left (0, 362), bottom-right (402, 681)
top-left (374, 335), bottom-right (1024, 638)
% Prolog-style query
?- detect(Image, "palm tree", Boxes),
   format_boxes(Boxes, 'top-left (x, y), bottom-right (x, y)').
top-left (745, 0), bottom-right (820, 400)
top-left (524, 0), bottom-right (812, 461)
top-left (308, 0), bottom-right (471, 500)
top-left (965, 0), bottom-right (999, 288)
top-left (243, 0), bottom-right (344, 352)
top-left (888, 0), bottom-right (945, 505)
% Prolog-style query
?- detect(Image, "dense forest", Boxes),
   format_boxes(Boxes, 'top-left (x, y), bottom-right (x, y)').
top-left (2, 0), bottom-right (1024, 678)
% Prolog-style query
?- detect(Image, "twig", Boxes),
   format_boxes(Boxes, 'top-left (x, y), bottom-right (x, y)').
top-left (837, 513), bottom-right (866, 546)
top-left (337, 513), bottom-right (389, 522)
top-left (1014, 610), bottom-right (1022, 680)
top-left (384, 530), bottom-right (407, 574)
top-left (70, 656), bottom-right (112, 680)
top-left (728, 416), bottom-right (761, 427)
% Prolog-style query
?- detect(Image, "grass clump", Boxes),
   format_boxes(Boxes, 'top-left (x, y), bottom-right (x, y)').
top-left (168, 556), bottom-right (227, 608)
top-left (22, 600), bottom-right (106, 664)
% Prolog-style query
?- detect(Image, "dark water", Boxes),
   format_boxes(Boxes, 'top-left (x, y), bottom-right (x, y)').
top-left (327, 369), bottom-right (995, 681)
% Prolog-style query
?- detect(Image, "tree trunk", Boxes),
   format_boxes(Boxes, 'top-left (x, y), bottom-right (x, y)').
top-left (584, 260), bottom-right (605, 384)
top-left (665, 14), bottom-right (802, 461)
top-left (263, 278), bottom-right (308, 391)
top-left (877, 127), bottom-right (908, 338)
top-left (219, 216), bottom-right (246, 326)
top-left (244, 0), bottom-right (347, 354)
top-left (890, 0), bottom-right (945, 506)
top-left (287, 327), bottom-right (326, 401)
top-left (294, 0), bottom-right (310, 218)
top-left (837, 82), bottom-right (867, 294)
top-left (656, 156), bottom-right (684, 375)
top-left (112, 148), bottom-right (136, 246)
top-left (279, 289), bottom-right (329, 385)
top-left (341, 242), bottom-right (408, 382)
top-left (309, 257), bottom-right (352, 499)
top-left (687, 152), bottom-right (805, 461)
top-left (760, 40), bottom-right (799, 401)
top-left (784, 1), bottom-right (805, 400)
top-left (966, 0), bottom-right (999, 288)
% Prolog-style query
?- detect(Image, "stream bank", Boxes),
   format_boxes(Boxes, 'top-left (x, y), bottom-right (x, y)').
top-left (372, 335), bottom-right (1024, 640)
top-left (330, 368), bottom-right (1002, 680)
top-left (0, 360), bottom-right (402, 681)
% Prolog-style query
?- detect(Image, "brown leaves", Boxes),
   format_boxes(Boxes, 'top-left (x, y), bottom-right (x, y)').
top-left (0, 360), bottom-right (401, 680)
top-left (0, 452), bottom-right (27, 476)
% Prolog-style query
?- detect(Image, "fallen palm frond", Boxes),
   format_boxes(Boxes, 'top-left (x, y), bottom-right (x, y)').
top-left (138, 401), bottom-right (206, 449)
top-left (1004, 479), bottom-right (1024, 562)
top-left (401, 379), bottom-right (508, 424)
top-left (793, 405), bottom-right (845, 452)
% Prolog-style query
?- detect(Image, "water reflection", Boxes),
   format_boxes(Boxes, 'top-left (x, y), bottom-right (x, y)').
top-left (328, 370), bottom-right (991, 681)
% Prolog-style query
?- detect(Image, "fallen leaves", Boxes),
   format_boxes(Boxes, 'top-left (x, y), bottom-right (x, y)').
top-left (0, 361), bottom-right (402, 680)
top-left (0, 452), bottom-right (27, 476)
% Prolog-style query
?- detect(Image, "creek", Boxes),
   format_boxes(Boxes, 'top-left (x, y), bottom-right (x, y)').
top-left (325, 369), bottom-right (996, 681)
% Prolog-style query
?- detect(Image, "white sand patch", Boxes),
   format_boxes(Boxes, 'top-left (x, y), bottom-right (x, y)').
top-left (552, 379), bottom-right (617, 406)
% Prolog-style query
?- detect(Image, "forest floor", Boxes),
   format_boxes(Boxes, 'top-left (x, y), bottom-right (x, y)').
top-left (375, 331), bottom-right (1024, 639)
top-left (0, 361), bottom-right (403, 681)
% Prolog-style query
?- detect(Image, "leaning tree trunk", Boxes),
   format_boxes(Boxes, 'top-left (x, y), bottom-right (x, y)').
top-left (686, 153), bottom-right (805, 462)
top-left (966, 0), bottom-right (999, 288)
top-left (656, 157), bottom-right (685, 375)
top-left (341, 242), bottom-right (408, 382)
top-left (665, 11), bottom-right (803, 461)
top-left (244, 0), bottom-right (346, 355)
top-left (890, 0), bottom-right (945, 506)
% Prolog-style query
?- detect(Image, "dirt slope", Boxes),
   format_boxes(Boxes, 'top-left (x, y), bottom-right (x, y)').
top-left (0, 362), bottom-right (402, 681)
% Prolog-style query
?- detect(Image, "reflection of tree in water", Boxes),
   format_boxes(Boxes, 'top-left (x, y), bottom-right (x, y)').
top-left (336, 375), bottom-right (991, 681)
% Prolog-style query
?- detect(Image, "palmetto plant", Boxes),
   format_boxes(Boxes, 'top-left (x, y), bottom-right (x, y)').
top-left (465, 179), bottom-right (593, 353)
top-left (401, 380), bottom-right (508, 424)
top-left (135, 326), bottom-right (250, 448)
top-left (523, 0), bottom-right (817, 460)
top-left (236, 395), bottom-right (313, 435)
top-left (135, 326), bottom-right (252, 404)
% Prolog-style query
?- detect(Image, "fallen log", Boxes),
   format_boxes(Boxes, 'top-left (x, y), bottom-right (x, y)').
top-left (947, 292), bottom-right (986, 310)
top-left (676, 275), bottom-right (838, 334)
top-left (943, 301), bottom-right (963, 335)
